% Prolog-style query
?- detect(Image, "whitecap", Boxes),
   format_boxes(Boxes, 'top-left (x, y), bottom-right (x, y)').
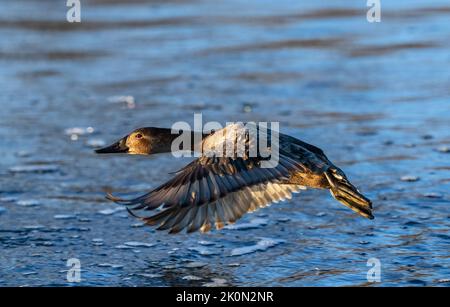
top-left (400, 175), bottom-right (420, 182)
top-left (230, 238), bottom-right (286, 256)
top-left (15, 150), bottom-right (31, 157)
top-left (64, 127), bottom-right (95, 136)
top-left (9, 165), bottom-right (59, 174)
top-left (53, 214), bottom-right (76, 220)
top-left (23, 225), bottom-right (45, 230)
top-left (97, 263), bottom-right (124, 269)
top-left (203, 278), bottom-right (228, 287)
top-left (277, 217), bottom-right (291, 223)
top-left (98, 207), bottom-right (126, 215)
top-left (423, 192), bottom-right (443, 199)
top-left (198, 240), bottom-right (215, 246)
top-left (436, 146), bottom-right (450, 153)
top-left (17, 199), bottom-right (41, 207)
top-left (188, 246), bottom-right (219, 256)
top-left (184, 261), bottom-right (207, 268)
top-left (92, 238), bottom-right (104, 246)
top-left (224, 218), bottom-right (268, 230)
top-left (182, 275), bottom-right (202, 281)
top-left (115, 244), bottom-right (134, 249)
top-left (86, 138), bottom-right (106, 148)
top-left (130, 223), bottom-right (145, 228)
top-left (124, 241), bottom-right (155, 248)
top-left (107, 95), bottom-right (135, 109)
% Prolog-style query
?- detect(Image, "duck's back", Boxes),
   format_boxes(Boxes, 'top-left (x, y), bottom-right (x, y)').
top-left (201, 123), bottom-right (332, 172)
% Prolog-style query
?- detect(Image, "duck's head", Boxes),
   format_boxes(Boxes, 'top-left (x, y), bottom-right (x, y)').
top-left (95, 127), bottom-right (174, 155)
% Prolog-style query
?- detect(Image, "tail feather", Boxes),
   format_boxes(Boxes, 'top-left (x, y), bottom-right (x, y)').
top-left (325, 169), bottom-right (373, 219)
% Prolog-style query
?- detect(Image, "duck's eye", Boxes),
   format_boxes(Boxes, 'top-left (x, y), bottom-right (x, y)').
top-left (135, 133), bottom-right (143, 139)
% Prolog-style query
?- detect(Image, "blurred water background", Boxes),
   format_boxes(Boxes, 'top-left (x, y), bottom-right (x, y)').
top-left (0, 0), bottom-right (449, 286)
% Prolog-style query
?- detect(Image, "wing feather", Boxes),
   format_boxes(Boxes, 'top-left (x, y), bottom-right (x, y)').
top-left (107, 124), bottom-right (332, 233)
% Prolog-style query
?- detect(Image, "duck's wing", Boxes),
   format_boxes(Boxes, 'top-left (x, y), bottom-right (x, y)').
top-left (278, 132), bottom-right (332, 173)
top-left (109, 123), bottom-right (337, 233)
top-left (108, 153), bottom-right (307, 233)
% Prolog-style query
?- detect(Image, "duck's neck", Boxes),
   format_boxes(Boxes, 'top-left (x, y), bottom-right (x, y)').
top-left (154, 128), bottom-right (206, 154)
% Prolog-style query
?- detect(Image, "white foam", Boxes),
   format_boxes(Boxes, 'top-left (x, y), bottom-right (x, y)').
top-left (97, 263), bottom-right (123, 269)
top-left (197, 240), bottom-right (215, 246)
top-left (400, 175), bottom-right (420, 182)
top-left (224, 218), bottom-right (268, 230)
top-left (98, 207), bottom-right (126, 215)
top-left (64, 127), bottom-right (95, 136)
top-left (203, 278), bottom-right (228, 287)
top-left (86, 138), bottom-right (106, 148)
top-left (188, 246), bottom-right (219, 256)
top-left (114, 244), bottom-right (134, 249)
top-left (108, 95), bottom-right (136, 109)
top-left (9, 165), bottom-right (59, 173)
top-left (182, 275), bottom-right (202, 281)
top-left (53, 214), bottom-right (76, 220)
top-left (17, 199), bottom-right (41, 207)
top-left (124, 241), bottom-right (155, 248)
top-left (184, 261), bottom-right (207, 268)
top-left (230, 238), bottom-right (286, 256)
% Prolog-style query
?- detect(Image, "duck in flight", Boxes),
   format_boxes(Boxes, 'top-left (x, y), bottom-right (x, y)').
top-left (95, 123), bottom-right (373, 234)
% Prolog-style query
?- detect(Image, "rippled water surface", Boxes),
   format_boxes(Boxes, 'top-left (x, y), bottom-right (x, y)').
top-left (0, 0), bottom-right (449, 286)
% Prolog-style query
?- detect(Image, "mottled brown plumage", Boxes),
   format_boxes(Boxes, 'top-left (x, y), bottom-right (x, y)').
top-left (96, 123), bottom-right (373, 234)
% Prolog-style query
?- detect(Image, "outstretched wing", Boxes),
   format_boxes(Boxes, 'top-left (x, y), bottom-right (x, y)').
top-left (108, 123), bottom-right (336, 233)
top-left (108, 154), bottom-right (307, 233)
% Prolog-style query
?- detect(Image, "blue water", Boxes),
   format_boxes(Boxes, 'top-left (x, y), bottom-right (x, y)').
top-left (0, 0), bottom-right (449, 286)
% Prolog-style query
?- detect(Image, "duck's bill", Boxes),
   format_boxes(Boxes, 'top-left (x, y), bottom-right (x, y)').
top-left (95, 137), bottom-right (129, 154)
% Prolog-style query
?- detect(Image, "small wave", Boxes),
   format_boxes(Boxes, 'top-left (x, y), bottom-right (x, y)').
top-left (183, 261), bottom-right (207, 268)
top-left (97, 263), bottom-right (124, 269)
top-left (188, 246), bottom-right (219, 256)
top-left (230, 238), bottom-right (286, 256)
top-left (197, 240), bottom-right (215, 246)
top-left (16, 199), bottom-right (41, 207)
top-left (400, 175), bottom-right (420, 182)
top-left (64, 127), bottom-right (95, 136)
top-left (224, 218), bottom-right (268, 230)
top-left (53, 214), bottom-right (77, 220)
top-left (124, 241), bottom-right (155, 248)
top-left (203, 278), bottom-right (228, 287)
top-left (86, 139), bottom-right (106, 148)
top-left (9, 165), bottom-right (59, 174)
top-left (98, 207), bottom-right (126, 215)
top-left (114, 244), bottom-right (134, 250)
top-left (107, 95), bottom-right (136, 109)
top-left (182, 275), bottom-right (202, 281)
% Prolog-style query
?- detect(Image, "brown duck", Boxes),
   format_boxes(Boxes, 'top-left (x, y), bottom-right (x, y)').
top-left (96, 123), bottom-right (373, 234)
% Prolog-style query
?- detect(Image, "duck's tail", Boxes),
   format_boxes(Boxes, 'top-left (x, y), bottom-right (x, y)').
top-left (325, 168), bottom-right (374, 219)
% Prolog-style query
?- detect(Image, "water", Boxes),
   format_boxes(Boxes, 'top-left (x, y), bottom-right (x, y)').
top-left (0, 0), bottom-right (449, 286)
